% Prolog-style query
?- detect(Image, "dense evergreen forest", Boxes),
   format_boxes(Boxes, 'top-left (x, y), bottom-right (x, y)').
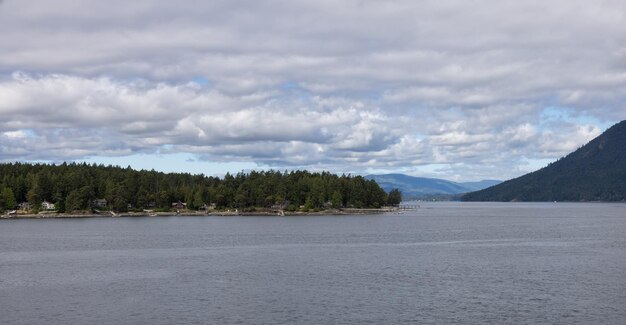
top-left (0, 162), bottom-right (399, 213)
top-left (463, 120), bottom-right (626, 202)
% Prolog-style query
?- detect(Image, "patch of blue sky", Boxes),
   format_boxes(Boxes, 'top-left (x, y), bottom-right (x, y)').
top-left (20, 129), bottom-right (38, 138)
top-left (540, 106), bottom-right (614, 130)
top-left (364, 164), bottom-right (445, 178)
top-left (519, 157), bottom-right (555, 173)
top-left (279, 82), bottom-right (300, 90)
top-left (410, 132), bottom-right (427, 141)
top-left (191, 76), bottom-right (210, 86)
top-left (79, 153), bottom-right (259, 177)
top-left (362, 167), bottom-right (402, 176)
top-left (278, 81), bottom-right (313, 102)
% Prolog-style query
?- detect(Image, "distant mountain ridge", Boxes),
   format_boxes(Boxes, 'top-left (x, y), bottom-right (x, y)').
top-left (463, 120), bottom-right (626, 202)
top-left (365, 174), bottom-right (501, 199)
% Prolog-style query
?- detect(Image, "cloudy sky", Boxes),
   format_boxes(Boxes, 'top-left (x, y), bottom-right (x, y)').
top-left (1, 0), bottom-right (625, 181)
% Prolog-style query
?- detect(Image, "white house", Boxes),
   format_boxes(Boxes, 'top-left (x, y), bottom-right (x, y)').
top-left (41, 201), bottom-right (55, 210)
top-left (199, 203), bottom-right (216, 211)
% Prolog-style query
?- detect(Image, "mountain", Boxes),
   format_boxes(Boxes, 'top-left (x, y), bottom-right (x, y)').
top-left (463, 120), bottom-right (626, 202)
top-left (365, 174), bottom-right (501, 199)
top-left (458, 180), bottom-right (503, 191)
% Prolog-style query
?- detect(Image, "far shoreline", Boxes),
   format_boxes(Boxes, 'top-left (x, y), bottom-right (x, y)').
top-left (1, 208), bottom-right (400, 219)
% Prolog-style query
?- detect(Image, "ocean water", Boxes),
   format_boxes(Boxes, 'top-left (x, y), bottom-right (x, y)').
top-left (1, 202), bottom-right (625, 324)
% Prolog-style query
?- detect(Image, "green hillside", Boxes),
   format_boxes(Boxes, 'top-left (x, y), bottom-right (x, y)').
top-left (462, 120), bottom-right (626, 202)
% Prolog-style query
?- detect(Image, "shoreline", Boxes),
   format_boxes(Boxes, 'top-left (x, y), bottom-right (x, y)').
top-left (1, 208), bottom-right (398, 219)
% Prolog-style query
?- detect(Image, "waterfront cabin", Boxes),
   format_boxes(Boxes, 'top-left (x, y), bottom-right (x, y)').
top-left (41, 201), bottom-right (55, 210)
top-left (17, 202), bottom-right (31, 211)
top-left (271, 201), bottom-right (290, 210)
top-left (92, 198), bottom-right (108, 208)
top-left (198, 203), bottom-right (216, 211)
top-left (171, 201), bottom-right (187, 209)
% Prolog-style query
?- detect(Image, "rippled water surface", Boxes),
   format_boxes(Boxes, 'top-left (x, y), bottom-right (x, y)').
top-left (1, 202), bottom-right (625, 324)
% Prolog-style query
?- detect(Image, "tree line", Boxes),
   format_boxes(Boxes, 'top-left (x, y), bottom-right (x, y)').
top-left (0, 162), bottom-right (402, 213)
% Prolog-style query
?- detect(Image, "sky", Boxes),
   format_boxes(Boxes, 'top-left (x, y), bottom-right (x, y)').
top-left (0, 0), bottom-right (625, 181)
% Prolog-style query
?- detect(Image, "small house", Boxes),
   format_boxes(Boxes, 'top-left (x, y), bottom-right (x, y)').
top-left (41, 201), bottom-right (55, 210)
top-left (171, 201), bottom-right (187, 209)
top-left (92, 199), bottom-right (108, 208)
top-left (199, 203), bottom-right (216, 211)
top-left (17, 202), bottom-right (31, 211)
top-left (271, 201), bottom-right (290, 210)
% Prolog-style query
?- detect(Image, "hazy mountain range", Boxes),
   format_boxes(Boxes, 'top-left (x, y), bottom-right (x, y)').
top-left (364, 174), bottom-right (501, 199)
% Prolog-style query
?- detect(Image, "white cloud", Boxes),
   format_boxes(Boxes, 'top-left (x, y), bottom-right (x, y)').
top-left (2, 130), bottom-right (27, 139)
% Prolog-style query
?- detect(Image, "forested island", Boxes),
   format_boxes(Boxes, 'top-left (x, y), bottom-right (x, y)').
top-left (0, 162), bottom-right (402, 215)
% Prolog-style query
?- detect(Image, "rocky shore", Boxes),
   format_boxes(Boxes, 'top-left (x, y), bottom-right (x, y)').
top-left (1, 208), bottom-right (398, 219)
